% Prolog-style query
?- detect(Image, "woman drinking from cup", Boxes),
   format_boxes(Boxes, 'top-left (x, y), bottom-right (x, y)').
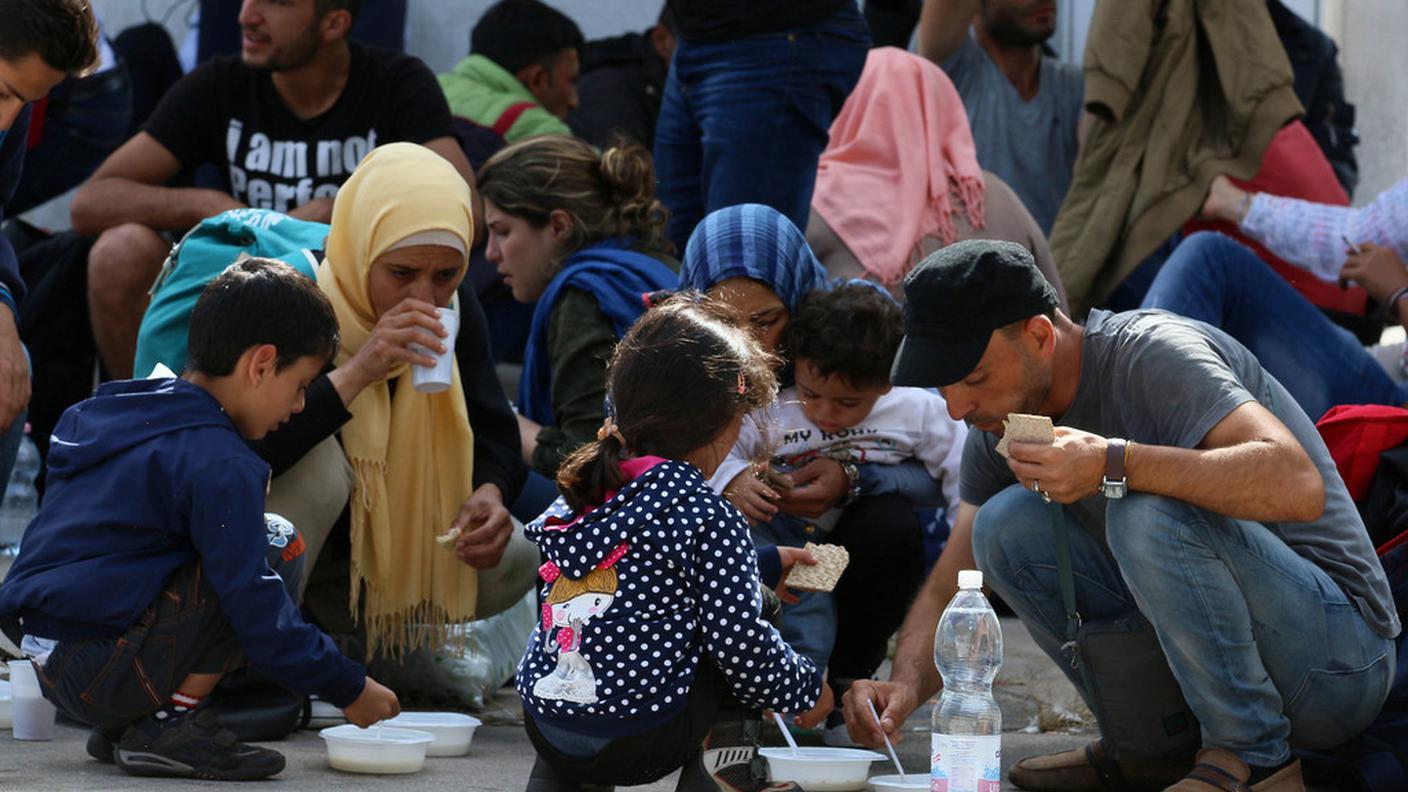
top-left (258, 142), bottom-right (536, 656)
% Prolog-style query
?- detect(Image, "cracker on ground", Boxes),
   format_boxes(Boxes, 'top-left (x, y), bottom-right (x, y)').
top-left (435, 526), bottom-right (462, 550)
top-left (786, 542), bottom-right (850, 592)
top-left (995, 413), bottom-right (1055, 459)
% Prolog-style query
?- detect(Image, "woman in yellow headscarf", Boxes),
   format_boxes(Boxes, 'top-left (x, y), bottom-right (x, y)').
top-left (290, 142), bottom-right (536, 654)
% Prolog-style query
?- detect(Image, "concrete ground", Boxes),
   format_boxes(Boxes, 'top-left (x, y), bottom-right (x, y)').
top-left (1, 617), bottom-right (1100, 791)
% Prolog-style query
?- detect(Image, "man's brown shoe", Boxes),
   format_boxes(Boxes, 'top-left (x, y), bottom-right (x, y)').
top-left (1164, 749), bottom-right (1303, 792)
top-left (1008, 739), bottom-right (1191, 792)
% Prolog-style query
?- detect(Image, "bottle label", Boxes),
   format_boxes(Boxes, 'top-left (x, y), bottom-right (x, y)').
top-left (931, 733), bottom-right (1001, 792)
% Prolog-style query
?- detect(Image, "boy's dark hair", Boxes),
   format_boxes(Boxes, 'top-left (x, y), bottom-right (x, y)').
top-left (0, 0), bottom-right (99, 75)
top-left (789, 283), bottom-right (904, 388)
top-left (471, 0), bottom-right (584, 76)
top-left (557, 296), bottom-right (778, 513)
top-left (314, 0), bottom-right (362, 22)
top-left (187, 258), bottom-right (340, 377)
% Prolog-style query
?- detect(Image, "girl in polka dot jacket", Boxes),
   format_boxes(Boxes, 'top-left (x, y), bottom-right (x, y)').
top-left (519, 299), bottom-right (831, 792)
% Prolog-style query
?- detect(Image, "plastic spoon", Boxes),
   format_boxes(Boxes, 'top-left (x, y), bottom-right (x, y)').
top-left (866, 698), bottom-right (905, 776)
top-left (771, 711), bottom-right (799, 756)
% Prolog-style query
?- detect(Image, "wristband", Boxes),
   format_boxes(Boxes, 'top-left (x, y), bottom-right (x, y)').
top-left (1235, 191), bottom-right (1254, 225)
top-left (1380, 285), bottom-right (1408, 324)
top-left (840, 461), bottom-right (861, 507)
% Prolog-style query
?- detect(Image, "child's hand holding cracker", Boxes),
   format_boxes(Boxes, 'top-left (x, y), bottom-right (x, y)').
top-left (774, 545), bottom-right (817, 604)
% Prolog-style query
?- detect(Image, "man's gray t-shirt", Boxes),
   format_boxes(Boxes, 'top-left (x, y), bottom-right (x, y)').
top-left (942, 36), bottom-right (1083, 235)
top-left (959, 309), bottom-right (1401, 639)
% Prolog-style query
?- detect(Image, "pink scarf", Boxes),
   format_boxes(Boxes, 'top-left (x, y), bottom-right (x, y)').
top-left (813, 47), bottom-right (986, 285)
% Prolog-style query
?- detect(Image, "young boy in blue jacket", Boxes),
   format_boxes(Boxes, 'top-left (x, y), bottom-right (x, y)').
top-left (0, 259), bottom-right (400, 780)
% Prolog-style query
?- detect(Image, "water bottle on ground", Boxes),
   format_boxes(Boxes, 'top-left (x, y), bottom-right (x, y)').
top-left (931, 569), bottom-right (1003, 792)
top-left (0, 430), bottom-right (40, 553)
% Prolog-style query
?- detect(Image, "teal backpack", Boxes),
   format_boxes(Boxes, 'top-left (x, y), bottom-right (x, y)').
top-left (134, 209), bottom-right (329, 377)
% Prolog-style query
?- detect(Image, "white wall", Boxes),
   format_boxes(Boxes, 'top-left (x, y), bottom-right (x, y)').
top-left (1334, 0), bottom-right (1407, 204)
top-left (90, 0), bottom-right (662, 75)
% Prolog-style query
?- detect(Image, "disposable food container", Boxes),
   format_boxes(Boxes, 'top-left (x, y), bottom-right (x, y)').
top-left (759, 746), bottom-right (887, 791)
top-left (383, 712), bottom-right (481, 757)
top-left (867, 772), bottom-right (930, 791)
top-left (319, 724), bottom-right (435, 774)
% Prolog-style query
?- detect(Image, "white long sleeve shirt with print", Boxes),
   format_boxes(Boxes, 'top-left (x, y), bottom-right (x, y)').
top-left (708, 386), bottom-right (967, 518)
top-left (1242, 176), bottom-right (1408, 283)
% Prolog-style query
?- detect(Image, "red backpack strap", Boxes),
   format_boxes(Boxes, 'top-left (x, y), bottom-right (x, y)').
top-left (491, 101), bottom-right (538, 137)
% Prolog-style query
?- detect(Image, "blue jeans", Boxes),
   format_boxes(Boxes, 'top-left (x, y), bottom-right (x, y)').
top-left (972, 484), bottom-right (1395, 766)
top-left (653, 9), bottom-right (869, 251)
top-left (512, 469), bottom-right (560, 526)
top-left (752, 517), bottom-right (838, 669)
top-left (1142, 232), bottom-right (1408, 421)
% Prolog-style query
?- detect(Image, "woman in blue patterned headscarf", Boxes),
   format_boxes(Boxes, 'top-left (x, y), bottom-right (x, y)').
top-left (679, 204), bottom-right (831, 356)
top-left (682, 204), bottom-right (937, 734)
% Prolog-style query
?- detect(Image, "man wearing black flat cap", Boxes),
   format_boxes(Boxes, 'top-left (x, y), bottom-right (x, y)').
top-left (842, 239), bottom-right (1398, 792)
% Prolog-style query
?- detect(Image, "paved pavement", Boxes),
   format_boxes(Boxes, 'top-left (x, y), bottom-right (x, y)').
top-left (1, 617), bottom-right (1104, 791)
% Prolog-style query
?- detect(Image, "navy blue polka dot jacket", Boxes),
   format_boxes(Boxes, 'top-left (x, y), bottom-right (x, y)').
top-left (517, 459), bottom-right (823, 738)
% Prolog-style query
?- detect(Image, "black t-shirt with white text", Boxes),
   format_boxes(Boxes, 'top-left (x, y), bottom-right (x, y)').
top-left (144, 43), bottom-right (453, 212)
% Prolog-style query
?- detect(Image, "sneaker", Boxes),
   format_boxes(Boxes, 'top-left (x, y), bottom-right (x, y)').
top-left (86, 727), bottom-right (124, 764)
top-left (304, 695), bottom-right (346, 729)
top-left (677, 714), bottom-right (802, 792)
top-left (113, 708), bottom-right (286, 780)
top-left (821, 710), bottom-right (858, 748)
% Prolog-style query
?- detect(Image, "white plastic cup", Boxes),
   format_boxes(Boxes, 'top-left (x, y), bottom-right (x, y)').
top-left (411, 307), bottom-right (459, 394)
top-left (7, 660), bottom-right (56, 740)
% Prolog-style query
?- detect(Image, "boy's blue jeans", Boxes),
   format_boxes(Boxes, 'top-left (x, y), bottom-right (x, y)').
top-left (972, 484), bottom-right (1395, 766)
top-left (35, 518), bottom-right (307, 732)
top-left (653, 8), bottom-right (868, 251)
top-left (1142, 231), bottom-right (1408, 422)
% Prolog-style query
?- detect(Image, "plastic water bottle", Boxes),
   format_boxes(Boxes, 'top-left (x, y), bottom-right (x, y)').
top-left (931, 569), bottom-right (1003, 792)
top-left (0, 432), bottom-right (40, 552)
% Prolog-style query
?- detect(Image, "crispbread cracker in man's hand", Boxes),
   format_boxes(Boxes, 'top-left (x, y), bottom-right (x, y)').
top-left (435, 526), bottom-right (461, 551)
top-left (995, 413), bottom-right (1055, 459)
top-left (786, 542), bottom-right (850, 592)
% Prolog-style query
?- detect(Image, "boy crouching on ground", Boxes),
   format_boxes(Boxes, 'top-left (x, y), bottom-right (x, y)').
top-left (0, 259), bottom-right (399, 780)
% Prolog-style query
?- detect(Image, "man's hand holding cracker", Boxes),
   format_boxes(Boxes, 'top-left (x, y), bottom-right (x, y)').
top-left (1007, 427), bottom-right (1113, 504)
top-left (996, 413), bottom-right (1120, 504)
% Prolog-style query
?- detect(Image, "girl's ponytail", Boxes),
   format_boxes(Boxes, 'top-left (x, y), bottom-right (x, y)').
top-left (556, 416), bottom-right (631, 514)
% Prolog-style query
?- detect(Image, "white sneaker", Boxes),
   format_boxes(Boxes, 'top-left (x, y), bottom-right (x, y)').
top-left (304, 696), bottom-right (345, 729)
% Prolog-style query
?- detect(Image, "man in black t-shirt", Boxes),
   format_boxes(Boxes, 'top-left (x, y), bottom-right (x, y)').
top-left (71, 0), bottom-right (475, 380)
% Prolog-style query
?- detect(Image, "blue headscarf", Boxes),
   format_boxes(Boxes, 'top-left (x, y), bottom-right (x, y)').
top-left (679, 204), bottom-right (830, 314)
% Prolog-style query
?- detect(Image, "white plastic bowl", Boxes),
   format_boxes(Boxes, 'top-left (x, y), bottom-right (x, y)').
top-left (383, 712), bottom-right (481, 757)
top-left (319, 724), bottom-right (435, 774)
top-left (760, 746), bottom-right (887, 791)
top-left (868, 772), bottom-right (930, 791)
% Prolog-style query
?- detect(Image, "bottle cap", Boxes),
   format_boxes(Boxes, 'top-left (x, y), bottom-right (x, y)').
top-left (957, 569), bottom-right (983, 590)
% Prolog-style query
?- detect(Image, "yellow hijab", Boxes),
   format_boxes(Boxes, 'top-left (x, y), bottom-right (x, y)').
top-left (317, 143), bottom-right (478, 655)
